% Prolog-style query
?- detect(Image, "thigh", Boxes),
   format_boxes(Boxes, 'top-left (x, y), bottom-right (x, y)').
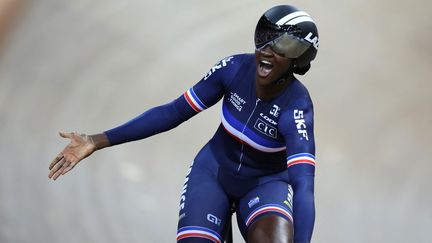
top-left (177, 146), bottom-right (231, 243)
top-left (236, 180), bottom-right (294, 241)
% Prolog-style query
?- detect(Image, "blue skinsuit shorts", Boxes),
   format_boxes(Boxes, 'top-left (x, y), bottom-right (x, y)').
top-left (176, 144), bottom-right (294, 242)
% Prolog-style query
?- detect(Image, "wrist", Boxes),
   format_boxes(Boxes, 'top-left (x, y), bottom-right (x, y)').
top-left (89, 133), bottom-right (111, 150)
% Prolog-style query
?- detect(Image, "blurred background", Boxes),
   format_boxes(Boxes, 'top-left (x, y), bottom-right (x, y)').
top-left (0, 0), bottom-right (431, 242)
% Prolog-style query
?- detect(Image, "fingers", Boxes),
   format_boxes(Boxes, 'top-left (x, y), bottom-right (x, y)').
top-left (48, 157), bottom-right (65, 179)
top-left (62, 162), bottom-right (75, 175)
top-left (59, 131), bottom-right (73, 139)
top-left (48, 157), bottom-right (76, 180)
top-left (49, 152), bottom-right (63, 170)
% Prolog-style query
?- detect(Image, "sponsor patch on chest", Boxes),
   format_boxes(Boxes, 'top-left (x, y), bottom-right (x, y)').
top-left (228, 92), bottom-right (246, 112)
top-left (254, 118), bottom-right (278, 138)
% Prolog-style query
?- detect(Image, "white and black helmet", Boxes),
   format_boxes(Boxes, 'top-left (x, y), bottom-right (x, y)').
top-left (255, 5), bottom-right (319, 74)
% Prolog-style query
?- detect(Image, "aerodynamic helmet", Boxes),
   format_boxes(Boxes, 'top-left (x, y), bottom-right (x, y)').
top-left (255, 5), bottom-right (319, 72)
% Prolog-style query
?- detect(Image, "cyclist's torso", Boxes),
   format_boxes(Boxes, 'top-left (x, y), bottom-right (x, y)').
top-left (195, 54), bottom-right (315, 177)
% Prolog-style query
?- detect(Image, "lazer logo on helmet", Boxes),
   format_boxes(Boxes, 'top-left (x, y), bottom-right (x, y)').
top-left (204, 56), bottom-right (234, 80)
top-left (293, 109), bottom-right (309, 140)
top-left (304, 32), bottom-right (319, 50)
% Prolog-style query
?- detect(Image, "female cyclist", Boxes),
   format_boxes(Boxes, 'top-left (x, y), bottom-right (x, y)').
top-left (49, 5), bottom-right (320, 243)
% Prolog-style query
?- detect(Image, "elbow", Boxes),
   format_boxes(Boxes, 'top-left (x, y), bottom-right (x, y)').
top-left (290, 174), bottom-right (315, 195)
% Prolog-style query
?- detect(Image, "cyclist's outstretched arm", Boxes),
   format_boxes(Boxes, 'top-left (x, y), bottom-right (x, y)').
top-left (48, 92), bottom-right (220, 181)
top-left (48, 55), bottom-right (242, 180)
top-left (48, 93), bottom-right (217, 181)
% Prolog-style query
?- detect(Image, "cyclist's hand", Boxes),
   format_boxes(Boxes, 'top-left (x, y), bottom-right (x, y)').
top-left (48, 132), bottom-right (96, 180)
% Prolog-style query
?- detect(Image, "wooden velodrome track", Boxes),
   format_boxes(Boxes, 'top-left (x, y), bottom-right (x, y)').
top-left (0, 0), bottom-right (431, 242)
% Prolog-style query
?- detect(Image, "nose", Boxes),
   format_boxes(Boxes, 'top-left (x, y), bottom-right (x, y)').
top-left (258, 46), bottom-right (275, 57)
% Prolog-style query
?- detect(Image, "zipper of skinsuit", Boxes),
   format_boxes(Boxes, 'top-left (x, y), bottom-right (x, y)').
top-left (237, 98), bottom-right (261, 172)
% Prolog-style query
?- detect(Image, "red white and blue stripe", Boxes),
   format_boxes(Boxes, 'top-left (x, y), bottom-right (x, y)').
top-left (184, 88), bottom-right (208, 113)
top-left (220, 103), bottom-right (285, 153)
top-left (177, 226), bottom-right (222, 243)
top-left (245, 204), bottom-right (293, 227)
top-left (287, 153), bottom-right (316, 167)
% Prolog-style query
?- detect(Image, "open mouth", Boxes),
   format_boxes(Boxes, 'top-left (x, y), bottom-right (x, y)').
top-left (257, 60), bottom-right (274, 78)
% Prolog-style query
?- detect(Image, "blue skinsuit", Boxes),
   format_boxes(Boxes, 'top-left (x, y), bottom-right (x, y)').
top-left (105, 54), bottom-right (316, 243)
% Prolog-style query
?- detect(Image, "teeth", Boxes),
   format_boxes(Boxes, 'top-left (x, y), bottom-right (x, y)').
top-left (260, 60), bottom-right (273, 65)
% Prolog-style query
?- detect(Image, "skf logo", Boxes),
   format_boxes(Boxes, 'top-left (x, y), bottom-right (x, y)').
top-left (270, 104), bottom-right (280, 117)
top-left (207, 214), bottom-right (222, 226)
top-left (305, 32), bottom-right (319, 50)
top-left (204, 56), bottom-right (234, 80)
top-left (254, 118), bottom-right (277, 138)
top-left (293, 110), bottom-right (308, 141)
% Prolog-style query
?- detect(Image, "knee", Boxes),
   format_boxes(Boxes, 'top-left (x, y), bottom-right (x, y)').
top-left (247, 215), bottom-right (293, 243)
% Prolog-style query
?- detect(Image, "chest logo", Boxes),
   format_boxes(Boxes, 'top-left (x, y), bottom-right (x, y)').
top-left (228, 92), bottom-right (246, 111)
top-left (259, 113), bottom-right (277, 126)
top-left (254, 118), bottom-right (277, 139)
top-left (270, 104), bottom-right (280, 117)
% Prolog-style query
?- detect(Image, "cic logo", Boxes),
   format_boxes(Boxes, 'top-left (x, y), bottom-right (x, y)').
top-left (254, 118), bottom-right (277, 138)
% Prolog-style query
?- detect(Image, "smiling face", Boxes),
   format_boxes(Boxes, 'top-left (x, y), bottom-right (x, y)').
top-left (255, 47), bottom-right (293, 86)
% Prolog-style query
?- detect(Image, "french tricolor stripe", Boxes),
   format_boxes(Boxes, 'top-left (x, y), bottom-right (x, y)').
top-left (177, 226), bottom-right (222, 243)
top-left (245, 204), bottom-right (293, 227)
top-left (275, 11), bottom-right (315, 26)
top-left (220, 103), bottom-right (286, 152)
top-left (220, 114), bottom-right (286, 152)
top-left (287, 153), bottom-right (316, 167)
top-left (184, 88), bottom-right (207, 113)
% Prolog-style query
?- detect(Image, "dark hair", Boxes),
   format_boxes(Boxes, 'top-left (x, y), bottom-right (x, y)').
top-left (293, 63), bottom-right (311, 75)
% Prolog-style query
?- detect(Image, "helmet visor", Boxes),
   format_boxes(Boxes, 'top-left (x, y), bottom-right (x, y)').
top-left (255, 32), bottom-right (311, 58)
top-left (255, 17), bottom-right (311, 58)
